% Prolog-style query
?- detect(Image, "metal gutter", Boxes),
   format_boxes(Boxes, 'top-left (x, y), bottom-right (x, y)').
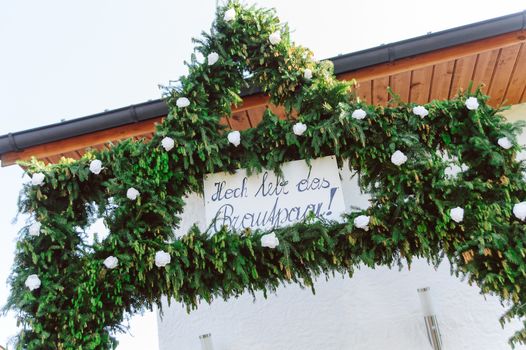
top-left (0, 99), bottom-right (168, 155)
top-left (332, 10), bottom-right (526, 74)
top-left (1, 10), bottom-right (524, 156)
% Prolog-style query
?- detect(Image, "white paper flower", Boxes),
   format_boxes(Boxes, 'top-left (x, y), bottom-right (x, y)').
top-left (293, 122), bottom-right (307, 136)
top-left (103, 256), bottom-right (118, 269)
top-left (269, 31), bottom-right (281, 45)
top-left (155, 250), bottom-right (171, 267)
top-left (207, 52), bottom-right (219, 65)
top-left (354, 215), bottom-right (370, 230)
top-left (498, 137), bottom-right (513, 150)
top-left (89, 159), bottom-right (103, 175)
top-left (127, 187), bottom-right (140, 200)
top-left (303, 68), bottom-right (312, 80)
top-left (176, 97), bottom-right (190, 108)
top-left (194, 52), bottom-right (204, 65)
top-left (228, 131), bottom-right (241, 147)
top-left (413, 105), bottom-right (429, 118)
top-left (391, 150), bottom-right (408, 166)
top-left (261, 232), bottom-right (279, 249)
top-left (403, 195), bottom-right (414, 203)
top-left (465, 97), bottom-right (479, 110)
top-left (445, 163), bottom-right (469, 178)
top-left (513, 202), bottom-right (526, 221)
top-left (31, 172), bottom-right (45, 186)
top-left (161, 137), bottom-right (175, 151)
top-left (450, 207), bottom-right (464, 223)
top-left (25, 274), bottom-right (41, 291)
top-left (352, 108), bottom-right (367, 120)
top-left (28, 222), bottom-right (41, 237)
top-left (224, 8), bottom-right (236, 22)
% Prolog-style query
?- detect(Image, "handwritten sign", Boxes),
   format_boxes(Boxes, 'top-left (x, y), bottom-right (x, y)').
top-left (203, 156), bottom-right (346, 233)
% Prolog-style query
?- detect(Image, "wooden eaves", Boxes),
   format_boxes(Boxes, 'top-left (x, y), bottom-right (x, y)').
top-left (0, 11), bottom-right (525, 167)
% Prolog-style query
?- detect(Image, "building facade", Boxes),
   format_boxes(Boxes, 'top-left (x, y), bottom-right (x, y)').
top-left (0, 10), bottom-right (525, 350)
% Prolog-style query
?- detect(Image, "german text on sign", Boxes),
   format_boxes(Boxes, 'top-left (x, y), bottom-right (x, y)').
top-left (203, 156), bottom-right (346, 233)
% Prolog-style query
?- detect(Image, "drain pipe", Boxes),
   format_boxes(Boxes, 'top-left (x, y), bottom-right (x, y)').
top-left (418, 287), bottom-right (443, 349)
top-left (199, 333), bottom-right (214, 350)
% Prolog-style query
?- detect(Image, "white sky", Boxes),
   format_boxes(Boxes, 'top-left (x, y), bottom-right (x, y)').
top-left (0, 0), bottom-right (524, 348)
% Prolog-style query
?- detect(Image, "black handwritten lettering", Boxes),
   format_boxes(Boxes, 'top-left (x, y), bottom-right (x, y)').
top-left (211, 196), bottom-right (334, 233)
top-left (287, 207), bottom-right (301, 222)
top-left (296, 178), bottom-right (309, 192)
top-left (211, 178), bottom-right (248, 202)
top-left (208, 164), bottom-right (342, 233)
top-left (296, 176), bottom-right (331, 192)
top-left (211, 181), bottom-right (225, 202)
top-left (255, 172), bottom-right (289, 197)
top-left (213, 203), bottom-right (234, 231)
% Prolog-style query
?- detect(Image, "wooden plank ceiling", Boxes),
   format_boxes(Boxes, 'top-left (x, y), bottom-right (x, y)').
top-left (2, 30), bottom-right (526, 167)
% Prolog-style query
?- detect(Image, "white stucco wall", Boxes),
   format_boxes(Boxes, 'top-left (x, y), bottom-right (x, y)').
top-left (157, 104), bottom-right (526, 350)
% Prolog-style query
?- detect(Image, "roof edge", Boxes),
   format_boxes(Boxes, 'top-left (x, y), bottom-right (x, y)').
top-left (330, 10), bottom-right (526, 74)
top-left (1, 10), bottom-right (525, 156)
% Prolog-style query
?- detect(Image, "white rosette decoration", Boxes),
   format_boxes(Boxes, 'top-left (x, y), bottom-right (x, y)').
top-left (224, 8), bottom-right (236, 22)
top-left (445, 163), bottom-right (469, 178)
top-left (25, 274), bottom-right (41, 291)
top-left (303, 68), bottom-right (313, 80)
top-left (89, 159), bottom-right (103, 175)
top-left (351, 108), bottom-right (367, 120)
top-left (413, 105), bottom-right (429, 118)
top-left (207, 52), bottom-right (219, 65)
top-left (194, 52), bottom-right (205, 65)
top-left (103, 256), bottom-right (119, 269)
top-left (498, 137), bottom-right (513, 150)
top-left (228, 131), bottom-right (241, 147)
top-left (293, 122), bottom-right (307, 136)
top-left (391, 150), bottom-right (408, 166)
top-left (155, 251), bottom-right (171, 268)
top-left (450, 207), bottom-right (464, 223)
top-left (441, 153), bottom-right (468, 179)
top-left (465, 97), bottom-right (479, 110)
top-left (161, 137), bottom-right (175, 151)
top-left (354, 215), bottom-right (370, 231)
top-left (176, 97), bottom-right (190, 108)
top-left (31, 172), bottom-right (45, 186)
top-left (127, 187), bottom-right (140, 200)
top-left (513, 202), bottom-right (526, 221)
top-left (28, 222), bottom-right (41, 237)
top-left (269, 31), bottom-right (281, 45)
top-left (261, 232), bottom-right (279, 249)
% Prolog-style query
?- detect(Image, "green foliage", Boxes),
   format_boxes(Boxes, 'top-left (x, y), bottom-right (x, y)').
top-left (5, 1), bottom-right (526, 348)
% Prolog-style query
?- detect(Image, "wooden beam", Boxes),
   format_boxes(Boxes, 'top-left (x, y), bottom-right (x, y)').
top-left (1, 118), bottom-right (163, 166)
top-left (488, 45), bottom-right (522, 106)
top-left (232, 94), bottom-right (270, 112)
top-left (1, 95), bottom-right (271, 166)
top-left (339, 31), bottom-right (526, 83)
top-left (429, 60), bottom-right (455, 101)
top-left (505, 43), bottom-right (526, 104)
top-left (448, 54), bottom-right (477, 98)
top-left (3, 30), bottom-right (526, 167)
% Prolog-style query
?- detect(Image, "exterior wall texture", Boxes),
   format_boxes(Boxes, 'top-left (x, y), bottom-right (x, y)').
top-left (157, 104), bottom-right (526, 350)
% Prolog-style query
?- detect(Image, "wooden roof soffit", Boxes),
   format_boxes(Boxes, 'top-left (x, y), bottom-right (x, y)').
top-left (2, 29), bottom-right (526, 167)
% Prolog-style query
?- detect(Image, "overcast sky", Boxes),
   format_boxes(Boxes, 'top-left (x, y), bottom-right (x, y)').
top-left (1, 0), bottom-right (524, 348)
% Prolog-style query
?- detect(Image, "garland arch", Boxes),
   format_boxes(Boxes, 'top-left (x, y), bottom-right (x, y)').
top-left (6, 2), bottom-right (526, 348)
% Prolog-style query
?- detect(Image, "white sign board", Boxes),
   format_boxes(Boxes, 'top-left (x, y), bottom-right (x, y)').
top-left (203, 156), bottom-right (346, 233)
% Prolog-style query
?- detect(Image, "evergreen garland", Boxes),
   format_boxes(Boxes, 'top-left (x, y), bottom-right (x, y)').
top-left (5, 1), bottom-right (526, 348)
